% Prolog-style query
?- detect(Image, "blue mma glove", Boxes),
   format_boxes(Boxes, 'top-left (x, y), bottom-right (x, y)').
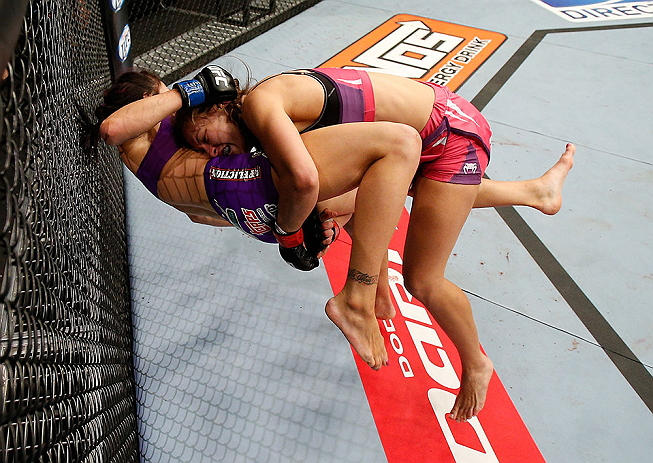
top-left (173, 65), bottom-right (238, 107)
top-left (273, 223), bottom-right (319, 271)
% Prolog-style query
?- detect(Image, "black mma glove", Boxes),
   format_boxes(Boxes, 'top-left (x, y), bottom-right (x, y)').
top-left (273, 223), bottom-right (319, 271)
top-left (302, 209), bottom-right (340, 256)
top-left (173, 65), bottom-right (238, 107)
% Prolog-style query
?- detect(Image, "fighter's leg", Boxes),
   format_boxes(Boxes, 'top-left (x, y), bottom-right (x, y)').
top-left (300, 122), bottom-right (421, 370)
top-left (341, 216), bottom-right (395, 320)
top-left (318, 194), bottom-right (396, 321)
top-left (474, 143), bottom-right (575, 214)
top-left (403, 176), bottom-right (493, 422)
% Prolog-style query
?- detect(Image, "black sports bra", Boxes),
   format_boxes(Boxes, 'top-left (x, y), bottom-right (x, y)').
top-left (252, 70), bottom-right (341, 134)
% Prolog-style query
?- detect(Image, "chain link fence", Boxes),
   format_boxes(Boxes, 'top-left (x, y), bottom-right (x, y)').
top-left (0, 0), bottom-right (137, 461)
top-left (130, 0), bottom-right (322, 83)
top-left (1, 0), bottom-right (323, 461)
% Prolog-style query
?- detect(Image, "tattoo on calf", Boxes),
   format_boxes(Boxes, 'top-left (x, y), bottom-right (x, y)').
top-left (347, 269), bottom-right (379, 285)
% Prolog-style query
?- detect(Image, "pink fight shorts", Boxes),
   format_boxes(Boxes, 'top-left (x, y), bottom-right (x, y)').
top-left (419, 132), bottom-right (489, 185)
top-left (416, 81), bottom-right (491, 185)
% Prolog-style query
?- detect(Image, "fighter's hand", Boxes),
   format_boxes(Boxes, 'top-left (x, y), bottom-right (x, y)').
top-left (173, 65), bottom-right (238, 107)
top-left (302, 208), bottom-right (340, 258)
top-left (273, 224), bottom-right (319, 271)
top-left (316, 209), bottom-right (340, 258)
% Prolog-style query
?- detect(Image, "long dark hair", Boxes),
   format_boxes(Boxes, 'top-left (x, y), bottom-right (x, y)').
top-left (80, 69), bottom-right (163, 153)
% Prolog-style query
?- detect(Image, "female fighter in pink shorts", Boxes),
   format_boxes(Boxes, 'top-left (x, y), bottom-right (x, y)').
top-left (171, 65), bottom-right (574, 422)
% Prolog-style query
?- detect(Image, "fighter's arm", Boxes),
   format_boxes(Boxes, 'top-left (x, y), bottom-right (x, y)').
top-left (100, 88), bottom-right (183, 146)
top-left (242, 88), bottom-right (319, 235)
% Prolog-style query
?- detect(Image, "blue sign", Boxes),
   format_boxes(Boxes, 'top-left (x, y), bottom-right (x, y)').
top-left (530, 0), bottom-right (653, 21)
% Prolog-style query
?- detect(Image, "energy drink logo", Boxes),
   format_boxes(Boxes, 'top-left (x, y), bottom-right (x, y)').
top-left (320, 15), bottom-right (506, 91)
top-left (530, 0), bottom-right (653, 21)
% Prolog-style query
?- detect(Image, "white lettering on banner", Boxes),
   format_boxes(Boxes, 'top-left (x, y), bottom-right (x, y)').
top-left (389, 333), bottom-right (404, 354)
top-left (344, 21), bottom-right (463, 78)
top-left (387, 249), bottom-right (458, 386)
top-left (383, 313), bottom-right (414, 377)
top-left (381, 248), bottom-right (502, 460)
top-left (429, 389), bottom-right (499, 462)
top-left (406, 321), bottom-right (460, 389)
top-left (429, 37), bottom-right (490, 85)
top-left (399, 356), bottom-right (415, 378)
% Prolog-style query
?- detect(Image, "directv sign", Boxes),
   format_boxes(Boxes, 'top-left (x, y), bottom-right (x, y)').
top-left (530, 0), bottom-right (653, 21)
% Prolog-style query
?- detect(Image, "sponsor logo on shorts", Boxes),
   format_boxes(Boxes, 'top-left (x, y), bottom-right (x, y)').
top-left (530, 0), bottom-right (653, 22)
top-left (463, 162), bottom-right (478, 174)
top-left (210, 166), bottom-right (261, 181)
top-left (223, 207), bottom-right (242, 231)
top-left (242, 208), bottom-right (272, 235)
top-left (431, 135), bottom-right (447, 148)
top-left (320, 15), bottom-right (506, 91)
top-left (212, 201), bottom-right (275, 238)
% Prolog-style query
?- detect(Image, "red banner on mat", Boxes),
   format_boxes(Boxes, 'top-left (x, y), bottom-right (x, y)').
top-left (322, 209), bottom-right (545, 463)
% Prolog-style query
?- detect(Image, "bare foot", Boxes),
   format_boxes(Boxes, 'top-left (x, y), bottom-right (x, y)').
top-left (326, 295), bottom-right (388, 370)
top-left (449, 355), bottom-right (494, 422)
top-left (374, 279), bottom-right (396, 320)
top-left (534, 143), bottom-right (575, 215)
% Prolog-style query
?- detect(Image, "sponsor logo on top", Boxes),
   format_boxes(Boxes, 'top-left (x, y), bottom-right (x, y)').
top-left (209, 166), bottom-right (262, 181)
top-left (320, 15), bottom-right (506, 91)
top-left (530, 0), bottom-right (653, 21)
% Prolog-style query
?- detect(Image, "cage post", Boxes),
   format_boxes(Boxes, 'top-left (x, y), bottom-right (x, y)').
top-left (100, 0), bottom-right (133, 80)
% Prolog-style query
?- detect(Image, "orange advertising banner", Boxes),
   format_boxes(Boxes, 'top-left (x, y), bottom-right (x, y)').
top-left (320, 14), bottom-right (506, 91)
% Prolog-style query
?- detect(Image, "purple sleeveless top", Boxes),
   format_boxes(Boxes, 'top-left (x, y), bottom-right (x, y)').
top-left (204, 150), bottom-right (279, 243)
top-left (136, 116), bottom-right (183, 198)
top-left (134, 116), bottom-right (279, 243)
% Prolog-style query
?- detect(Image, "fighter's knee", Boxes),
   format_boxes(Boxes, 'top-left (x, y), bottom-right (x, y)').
top-left (393, 124), bottom-right (421, 164)
top-left (403, 272), bottom-right (427, 301)
top-left (403, 269), bottom-right (446, 304)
